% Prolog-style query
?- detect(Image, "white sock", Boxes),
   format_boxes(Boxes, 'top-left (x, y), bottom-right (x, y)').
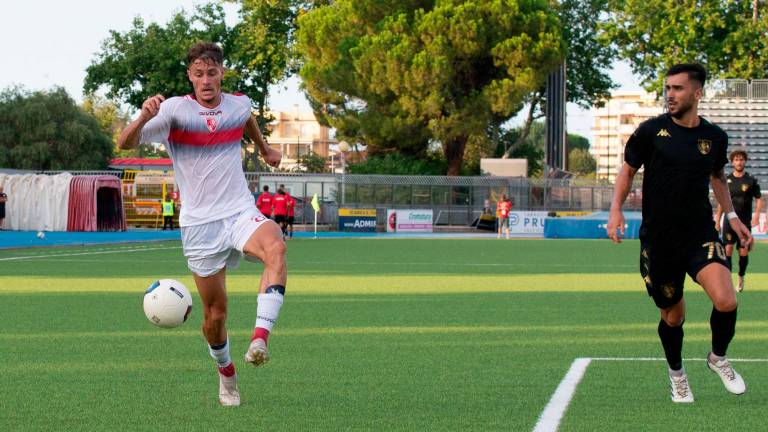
top-left (208, 339), bottom-right (231, 368)
top-left (256, 291), bottom-right (284, 332)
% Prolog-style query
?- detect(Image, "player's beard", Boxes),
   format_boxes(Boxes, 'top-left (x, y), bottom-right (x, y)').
top-left (669, 98), bottom-right (694, 119)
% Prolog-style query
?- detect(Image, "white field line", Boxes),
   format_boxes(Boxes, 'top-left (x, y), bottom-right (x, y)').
top-left (0, 246), bottom-right (180, 261)
top-left (532, 357), bottom-right (592, 432)
top-left (533, 356), bottom-right (768, 432)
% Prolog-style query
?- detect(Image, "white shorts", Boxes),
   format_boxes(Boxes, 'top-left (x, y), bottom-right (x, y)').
top-left (181, 207), bottom-right (271, 277)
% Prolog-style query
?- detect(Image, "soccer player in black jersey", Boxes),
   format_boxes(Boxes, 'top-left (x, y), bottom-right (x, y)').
top-left (607, 64), bottom-right (751, 403)
top-left (715, 149), bottom-right (764, 292)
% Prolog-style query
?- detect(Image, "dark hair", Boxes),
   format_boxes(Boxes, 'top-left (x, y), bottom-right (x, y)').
top-left (187, 42), bottom-right (223, 66)
top-left (263, 185), bottom-right (269, 192)
top-left (729, 149), bottom-right (748, 162)
top-left (666, 63), bottom-right (707, 87)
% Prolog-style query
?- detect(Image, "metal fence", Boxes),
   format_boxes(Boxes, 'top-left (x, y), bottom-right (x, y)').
top-left (28, 170), bottom-right (641, 227)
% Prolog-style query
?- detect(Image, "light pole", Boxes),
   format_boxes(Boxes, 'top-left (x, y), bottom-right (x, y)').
top-left (338, 140), bottom-right (350, 205)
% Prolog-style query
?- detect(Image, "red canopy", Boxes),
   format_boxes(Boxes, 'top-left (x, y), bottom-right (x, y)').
top-left (67, 176), bottom-right (127, 232)
top-left (109, 158), bottom-right (173, 169)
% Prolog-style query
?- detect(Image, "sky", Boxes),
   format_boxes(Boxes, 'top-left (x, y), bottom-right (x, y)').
top-left (3, 1), bottom-right (643, 141)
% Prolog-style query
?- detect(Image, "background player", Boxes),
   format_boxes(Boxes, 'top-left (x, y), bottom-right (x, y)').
top-left (273, 187), bottom-right (289, 239)
top-left (118, 42), bottom-right (287, 407)
top-left (256, 185), bottom-right (274, 219)
top-left (715, 149), bottom-right (764, 292)
top-left (607, 63), bottom-right (752, 403)
top-left (496, 194), bottom-right (512, 239)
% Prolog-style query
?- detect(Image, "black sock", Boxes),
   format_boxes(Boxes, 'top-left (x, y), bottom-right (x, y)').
top-left (738, 255), bottom-right (748, 277)
top-left (727, 254), bottom-right (733, 270)
top-left (711, 307), bottom-right (737, 357)
top-left (658, 319), bottom-right (684, 371)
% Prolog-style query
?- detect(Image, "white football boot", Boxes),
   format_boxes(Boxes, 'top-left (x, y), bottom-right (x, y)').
top-left (669, 368), bottom-right (694, 403)
top-left (219, 372), bottom-right (241, 407)
top-left (737, 276), bottom-right (745, 293)
top-left (707, 353), bottom-right (746, 395)
top-left (244, 338), bottom-right (270, 367)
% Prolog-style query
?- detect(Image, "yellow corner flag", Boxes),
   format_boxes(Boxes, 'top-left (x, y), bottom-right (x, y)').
top-left (311, 193), bottom-right (320, 212)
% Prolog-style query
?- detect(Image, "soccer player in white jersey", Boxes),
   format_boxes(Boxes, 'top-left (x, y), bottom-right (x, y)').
top-left (118, 42), bottom-right (286, 407)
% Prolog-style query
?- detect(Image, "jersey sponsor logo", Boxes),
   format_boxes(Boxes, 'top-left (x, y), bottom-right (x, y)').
top-left (661, 283), bottom-right (675, 299)
top-left (206, 117), bottom-right (218, 132)
top-left (199, 110), bottom-right (223, 116)
top-left (697, 139), bottom-right (712, 155)
top-left (656, 128), bottom-right (671, 137)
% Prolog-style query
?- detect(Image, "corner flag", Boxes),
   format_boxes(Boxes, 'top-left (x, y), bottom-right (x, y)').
top-left (311, 193), bottom-right (320, 212)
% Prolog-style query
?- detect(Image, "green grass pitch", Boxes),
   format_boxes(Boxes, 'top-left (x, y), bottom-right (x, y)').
top-left (1, 238), bottom-right (767, 431)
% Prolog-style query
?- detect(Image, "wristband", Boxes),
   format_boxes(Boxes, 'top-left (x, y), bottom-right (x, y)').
top-left (727, 211), bottom-right (738, 220)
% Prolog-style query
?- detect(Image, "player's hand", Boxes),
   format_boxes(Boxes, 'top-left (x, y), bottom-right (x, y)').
top-left (729, 217), bottom-right (754, 251)
top-left (715, 220), bottom-right (721, 232)
top-left (751, 216), bottom-right (759, 228)
top-left (140, 94), bottom-right (165, 122)
top-left (607, 209), bottom-right (625, 244)
top-left (261, 147), bottom-right (282, 168)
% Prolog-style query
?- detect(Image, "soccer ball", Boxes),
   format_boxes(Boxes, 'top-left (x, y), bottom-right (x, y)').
top-left (36, 231), bottom-right (45, 239)
top-left (143, 279), bottom-right (193, 329)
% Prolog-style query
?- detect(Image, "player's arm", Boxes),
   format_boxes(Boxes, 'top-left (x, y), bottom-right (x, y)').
top-left (245, 116), bottom-right (281, 168)
top-left (117, 95), bottom-right (165, 150)
top-left (714, 203), bottom-right (724, 232)
top-left (712, 168), bottom-right (753, 250)
top-left (607, 162), bottom-right (638, 243)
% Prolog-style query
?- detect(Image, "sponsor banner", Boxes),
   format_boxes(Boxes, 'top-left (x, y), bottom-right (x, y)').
top-left (387, 209), bottom-right (434, 232)
top-left (552, 211), bottom-right (591, 217)
top-left (338, 208), bottom-right (377, 232)
top-left (338, 208), bottom-right (376, 217)
top-left (508, 211), bottom-right (548, 234)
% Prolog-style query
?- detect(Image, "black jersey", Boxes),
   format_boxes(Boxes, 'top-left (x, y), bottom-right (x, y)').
top-left (625, 113), bottom-right (728, 247)
top-left (727, 172), bottom-right (761, 223)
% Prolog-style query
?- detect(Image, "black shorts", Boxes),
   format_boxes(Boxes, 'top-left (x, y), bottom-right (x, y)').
top-left (287, 216), bottom-right (295, 225)
top-left (274, 215), bottom-right (287, 224)
top-left (640, 238), bottom-right (730, 309)
top-left (722, 221), bottom-right (750, 248)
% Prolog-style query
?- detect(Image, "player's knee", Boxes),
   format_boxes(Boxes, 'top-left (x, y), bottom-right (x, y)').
top-left (663, 315), bottom-right (685, 327)
top-left (263, 237), bottom-right (286, 264)
top-left (714, 297), bottom-right (737, 313)
top-left (203, 305), bottom-right (227, 328)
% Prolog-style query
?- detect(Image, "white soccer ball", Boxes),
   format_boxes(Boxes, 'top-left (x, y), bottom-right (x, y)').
top-left (143, 279), bottom-right (193, 329)
top-left (36, 231), bottom-right (45, 239)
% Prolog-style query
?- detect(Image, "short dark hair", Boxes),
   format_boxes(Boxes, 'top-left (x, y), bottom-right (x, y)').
top-left (263, 185), bottom-right (269, 192)
top-left (187, 42), bottom-right (223, 66)
top-left (666, 63), bottom-right (707, 87)
top-left (730, 149), bottom-right (748, 162)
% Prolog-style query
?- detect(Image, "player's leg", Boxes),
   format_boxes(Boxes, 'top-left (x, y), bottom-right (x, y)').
top-left (192, 268), bottom-right (240, 406)
top-left (694, 257), bottom-right (745, 395)
top-left (737, 246), bottom-right (749, 292)
top-left (642, 244), bottom-right (692, 402)
top-left (237, 214), bottom-right (286, 367)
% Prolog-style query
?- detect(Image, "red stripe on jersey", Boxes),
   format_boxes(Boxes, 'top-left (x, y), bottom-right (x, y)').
top-left (169, 127), bottom-right (244, 147)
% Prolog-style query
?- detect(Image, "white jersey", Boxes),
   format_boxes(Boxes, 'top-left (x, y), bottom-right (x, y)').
top-left (140, 93), bottom-right (255, 227)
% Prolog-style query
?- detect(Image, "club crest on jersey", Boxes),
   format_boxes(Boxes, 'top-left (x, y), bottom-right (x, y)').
top-left (205, 117), bottom-right (218, 133)
top-left (697, 139), bottom-right (712, 155)
top-left (661, 283), bottom-right (676, 299)
top-left (656, 128), bottom-right (671, 137)
top-left (742, 184), bottom-right (749, 192)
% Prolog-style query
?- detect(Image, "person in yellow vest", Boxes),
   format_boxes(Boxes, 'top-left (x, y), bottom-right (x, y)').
top-left (162, 198), bottom-right (175, 230)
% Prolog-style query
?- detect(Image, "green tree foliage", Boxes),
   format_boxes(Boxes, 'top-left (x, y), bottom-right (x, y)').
top-left (81, 94), bottom-right (131, 144)
top-left (567, 133), bottom-right (590, 152)
top-left (497, 122), bottom-right (545, 177)
top-left (503, 0), bottom-right (616, 158)
top-left (606, 1), bottom-right (768, 90)
top-left (568, 148), bottom-right (596, 176)
top-left (0, 87), bottom-right (113, 170)
top-left (297, 0), bottom-right (565, 175)
top-left (296, 151), bottom-right (327, 172)
top-left (347, 152), bottom-right (451, 175)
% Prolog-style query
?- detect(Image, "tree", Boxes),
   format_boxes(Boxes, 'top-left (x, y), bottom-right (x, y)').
top-left (502, 0), bottom-right (617, 159)
top-left (0, 87), bottom-right (113, 170)
top-left (605, 1), bottom-right (768, 90)
top-left (297, 0), bottom-right (565, 175)
top-left (497, 122), bottom-right (546, 177)
top-left (81, 94), bottom-right (131, 144)
top-left (296, 151), bottom-right (327, 172)
top-left (568, 148), bottom-right (596, 176)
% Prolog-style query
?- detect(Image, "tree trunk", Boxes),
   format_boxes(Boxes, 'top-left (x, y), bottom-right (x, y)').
top-left (503, 92), bottom-right (541, 159)
top-left (444, 135), bottom-right (468, 176)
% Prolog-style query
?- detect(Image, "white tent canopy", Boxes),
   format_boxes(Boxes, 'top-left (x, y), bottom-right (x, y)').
top-left (0, 173), bottom-right (72, 231)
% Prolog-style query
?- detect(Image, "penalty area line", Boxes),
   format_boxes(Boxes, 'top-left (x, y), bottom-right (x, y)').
top-left (532, 356), bottom-right (768, 432)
